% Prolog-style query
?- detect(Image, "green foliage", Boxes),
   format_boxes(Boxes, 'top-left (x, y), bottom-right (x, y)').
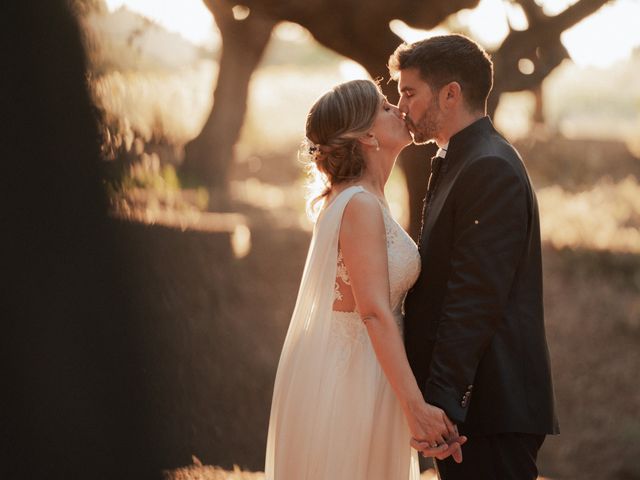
top-left (107, 155), bottom-right (210, 218)
top-left (120, 155), bottom-right (177, 191)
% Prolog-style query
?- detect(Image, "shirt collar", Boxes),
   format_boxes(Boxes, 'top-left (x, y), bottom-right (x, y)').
top-left (435, 142), bottom-right (449, 159)
top-left (447, 116), bottom-right (493, 158)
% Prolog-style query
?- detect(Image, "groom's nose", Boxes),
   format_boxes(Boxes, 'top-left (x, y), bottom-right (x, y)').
top-left (398, 105), bottom-right (408, 121)
top-left (397, 97), bottom-right (408, 115)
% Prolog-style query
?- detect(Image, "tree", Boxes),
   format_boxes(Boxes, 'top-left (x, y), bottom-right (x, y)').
top-left (181, 0), bottom-right (276, 209)
top-left (186, 0), bottom-right (610, 235)
top-left (489, 0), bottom-right (612, 115)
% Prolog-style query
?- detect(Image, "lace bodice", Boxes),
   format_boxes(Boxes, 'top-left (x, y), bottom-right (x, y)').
top-left (333, 195), bottom-right (421, 315)
top-left (329, 193), bottom-right (421, 366)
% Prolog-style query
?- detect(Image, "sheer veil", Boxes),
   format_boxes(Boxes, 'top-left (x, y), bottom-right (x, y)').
top-left (264, 186), bottom-right (365, 478)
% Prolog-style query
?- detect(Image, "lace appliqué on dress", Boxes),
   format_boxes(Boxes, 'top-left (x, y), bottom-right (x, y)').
top-left (334, 248), bottom-right (351, 302)
top-left (331, 198), bottom-right (420, 329)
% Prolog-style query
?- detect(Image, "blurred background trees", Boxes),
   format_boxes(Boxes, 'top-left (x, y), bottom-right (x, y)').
top-left (184, 0), bottom-right (611, 235)
top-left (180, 0), bottom-right (276, 209)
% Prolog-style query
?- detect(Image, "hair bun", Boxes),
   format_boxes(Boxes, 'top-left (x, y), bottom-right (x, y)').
top-left (302, 79), bottom-right (382, 218)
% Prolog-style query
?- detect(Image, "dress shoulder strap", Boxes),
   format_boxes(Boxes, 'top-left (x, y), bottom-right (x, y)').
top-left (316, 186), bottom-right (365, 224)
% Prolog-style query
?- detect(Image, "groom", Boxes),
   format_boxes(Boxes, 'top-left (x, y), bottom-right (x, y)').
top-left (389, 35), bottom-right (559, 479)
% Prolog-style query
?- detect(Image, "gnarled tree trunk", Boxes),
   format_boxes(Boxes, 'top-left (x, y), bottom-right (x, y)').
top-left (181, 0), bottom-right (276, 210)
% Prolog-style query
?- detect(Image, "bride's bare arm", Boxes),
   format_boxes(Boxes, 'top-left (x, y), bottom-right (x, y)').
top-left (339, 193), bottom-right (456, 451)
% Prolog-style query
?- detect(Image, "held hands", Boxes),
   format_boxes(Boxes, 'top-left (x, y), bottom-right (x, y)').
top-left (411, 423), bottom-right (467, 463)
top-left (407, 401), bottom-right (467, 463)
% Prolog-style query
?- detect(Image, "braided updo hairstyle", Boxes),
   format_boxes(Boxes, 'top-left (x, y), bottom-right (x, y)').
top-left (303, 79), bottom-right (383, 217)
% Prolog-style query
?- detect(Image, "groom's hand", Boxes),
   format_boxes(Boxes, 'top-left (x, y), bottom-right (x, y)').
top-left (439, 417), bottom-right (466, 463)
top-left (443, 423), bottom-right (466, 463)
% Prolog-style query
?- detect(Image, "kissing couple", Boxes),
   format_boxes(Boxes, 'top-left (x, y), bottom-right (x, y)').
top-left (264, 34), bottom-right (559, 480)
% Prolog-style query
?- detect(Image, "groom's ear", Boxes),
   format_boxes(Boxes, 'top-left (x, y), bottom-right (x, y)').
top-left (440, 81), bottom-right (462, 109)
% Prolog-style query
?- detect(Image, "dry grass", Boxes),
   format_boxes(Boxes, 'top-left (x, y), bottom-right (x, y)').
top-left (538, 176), bottom-right (640, 253)
top-left (166, 463), bottom-right (264, 480)
top-left (165, 463), bottom-right (554, 480)
top-left (165, 463), bottom-right (442, 480)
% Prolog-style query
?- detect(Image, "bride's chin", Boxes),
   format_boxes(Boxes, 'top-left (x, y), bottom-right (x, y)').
top-left (403, 131), bottom-right (413, 145)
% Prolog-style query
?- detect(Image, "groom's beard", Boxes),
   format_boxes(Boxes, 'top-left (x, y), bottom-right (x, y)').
top-left (407, 100), bottom-right (440, 145)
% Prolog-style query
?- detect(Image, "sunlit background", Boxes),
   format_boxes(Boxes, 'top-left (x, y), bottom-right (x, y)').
top-left (70, 0), bottom-right (640, 479)
top-left (90, 0), bottom-right (640, 253)
top-left (103, 0), bottom-right (640, 67)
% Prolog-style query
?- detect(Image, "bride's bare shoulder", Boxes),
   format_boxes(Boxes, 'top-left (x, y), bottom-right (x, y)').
top-left (341, 191), bottom-right (384, 233)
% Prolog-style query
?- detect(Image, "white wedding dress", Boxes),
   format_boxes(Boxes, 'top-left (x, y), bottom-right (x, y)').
top-left (265, 186), bottom-right (421, 480)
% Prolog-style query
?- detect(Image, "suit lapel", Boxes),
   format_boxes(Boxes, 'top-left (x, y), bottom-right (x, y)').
top-left (419, 154), bottom-right (468, 250)
top-left (419, 116), bottom-right (495, 250)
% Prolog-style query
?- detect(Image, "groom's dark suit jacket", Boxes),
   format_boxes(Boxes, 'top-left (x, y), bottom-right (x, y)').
top-left (403, 117), bottom-right (559, 435)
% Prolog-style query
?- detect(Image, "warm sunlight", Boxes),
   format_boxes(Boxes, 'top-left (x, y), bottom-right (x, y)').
top-left (106, 0), bottom-right (640, 68)
top-left (105, 0), bottom-right (219, 48)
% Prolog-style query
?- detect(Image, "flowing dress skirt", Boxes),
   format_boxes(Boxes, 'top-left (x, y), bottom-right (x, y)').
top-left (265, 310), bottom-right (420, 480)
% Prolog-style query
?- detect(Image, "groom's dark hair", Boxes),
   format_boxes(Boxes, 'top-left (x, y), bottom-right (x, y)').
top-left (388, 34), bottom-right (493, 113)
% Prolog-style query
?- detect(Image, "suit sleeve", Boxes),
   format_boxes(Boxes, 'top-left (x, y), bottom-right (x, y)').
top-left (423, 155), bottom-right (529, 424)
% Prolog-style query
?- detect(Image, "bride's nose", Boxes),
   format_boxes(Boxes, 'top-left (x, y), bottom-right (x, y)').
top-left (390, 105), bottom-right (403, 119)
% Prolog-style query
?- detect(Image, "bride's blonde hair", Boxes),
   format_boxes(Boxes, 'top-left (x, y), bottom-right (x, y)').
top-left (302, 79), bottom-right (383, 218)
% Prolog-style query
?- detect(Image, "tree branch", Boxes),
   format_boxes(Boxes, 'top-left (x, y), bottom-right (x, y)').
top-left (489, 0), bottom-right (611, 114)
top-left (513, 0), bottom-right (546, 24)
top-left (551, 0), bottom-right (611, 33)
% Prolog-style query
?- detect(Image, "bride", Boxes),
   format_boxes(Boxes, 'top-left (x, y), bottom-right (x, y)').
top-left (265, 79), bottom-right (466, 479)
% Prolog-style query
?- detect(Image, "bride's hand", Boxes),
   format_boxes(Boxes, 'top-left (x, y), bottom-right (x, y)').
top-left (406, 401), bottom-right (467, 463)
top-left (406, 400), bottom-right (450, 445)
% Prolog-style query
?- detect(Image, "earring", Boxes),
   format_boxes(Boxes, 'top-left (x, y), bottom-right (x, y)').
top-left (368, 133), bottom-right (380, 151)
